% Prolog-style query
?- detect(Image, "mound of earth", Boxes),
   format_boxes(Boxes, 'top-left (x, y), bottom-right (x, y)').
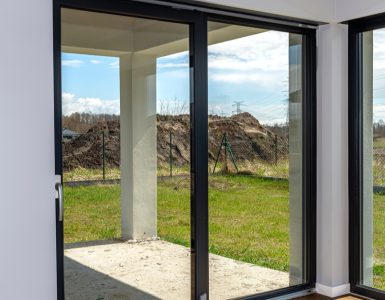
top-left (63, 120), bottom-right (120, 171)
top-left (63, 113), bottom-right (288, 171)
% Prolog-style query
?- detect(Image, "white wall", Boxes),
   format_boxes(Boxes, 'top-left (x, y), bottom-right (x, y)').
top-left (1, 1), bottom-right (385, 300)
top-left (200, 0), bottom-right (336, 23)
top-left (0, 1), bottom-right (56, 300)
top-left (336, 0), bottom-right (385, 23)
top-left (316, 23), bottom-right (350, 297)
top-left (201, 0), bottom-right (385, 23)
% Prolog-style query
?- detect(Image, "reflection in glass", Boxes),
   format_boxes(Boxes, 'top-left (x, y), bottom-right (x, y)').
top-left (362, 28), bottom-right (385, 290)
top-left (207, 21), bottom-right (305, 299)
top-left (61, 8), bottom-right (191, 299)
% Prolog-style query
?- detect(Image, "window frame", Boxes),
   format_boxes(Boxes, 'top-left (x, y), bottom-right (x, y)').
top-left (348, 12), bottom-right (385, 300)
top-left (53, 1), bottom-right (317, 299)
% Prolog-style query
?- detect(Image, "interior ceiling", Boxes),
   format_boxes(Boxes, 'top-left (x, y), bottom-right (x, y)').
top-left (61, 8), bottom-right (267, 57)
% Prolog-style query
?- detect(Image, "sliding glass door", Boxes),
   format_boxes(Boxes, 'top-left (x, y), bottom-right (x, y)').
top-left (349, 16), bottom-right (385, 299)
top-left (60, 7), bottom-right (193, 300)
top-left (54, 1), bottom-right (317, 299)
top-left (207, 21), bottom-right (313, 299)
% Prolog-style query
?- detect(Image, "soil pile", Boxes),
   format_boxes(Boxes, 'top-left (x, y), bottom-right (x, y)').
top-left (63, 121), bottom-right (120, 171)
top-left (63, 113), bottom-right (288, 171)
top-left (208, 113), bottom-right (288, 164)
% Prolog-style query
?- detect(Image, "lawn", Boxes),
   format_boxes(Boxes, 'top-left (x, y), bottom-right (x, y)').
top-left (374, 190), bottom-right (385, 289)
top-left (64, 175), bottom-right (290, 272)
top-left (63, 175), bottom-right (385, 287)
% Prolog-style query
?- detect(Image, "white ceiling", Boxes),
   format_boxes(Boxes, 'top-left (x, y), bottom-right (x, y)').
top-left (198, 0), bottom-right (385, 24)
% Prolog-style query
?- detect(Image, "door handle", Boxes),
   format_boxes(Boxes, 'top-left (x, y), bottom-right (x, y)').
top-left (55, 182), bottom-right (63, 222)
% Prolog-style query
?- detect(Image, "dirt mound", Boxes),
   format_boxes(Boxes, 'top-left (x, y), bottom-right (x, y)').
top-left (63, 120), bottom-right (120, 171)
top-left (208, 113), bottom-right (287, 164)
top-left (63, 114), bottom-right (288, 171)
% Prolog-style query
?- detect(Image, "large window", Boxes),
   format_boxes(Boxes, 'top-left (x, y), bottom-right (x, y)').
top-left (54, 1), bottom-right (317, 299)
top-left (207, 21), bottom-right (307, 299)
top-left (349, 14), bottom-right (385, 300)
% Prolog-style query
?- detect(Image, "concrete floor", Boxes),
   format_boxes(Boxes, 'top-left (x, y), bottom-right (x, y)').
top-left (64, 240), bottom-right (289, 300)
top-left (298, 295), bottom-right (365, 300)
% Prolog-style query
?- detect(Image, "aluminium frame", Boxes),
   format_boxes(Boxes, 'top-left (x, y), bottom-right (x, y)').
top-left (348, 12), bottom-right (385, 300)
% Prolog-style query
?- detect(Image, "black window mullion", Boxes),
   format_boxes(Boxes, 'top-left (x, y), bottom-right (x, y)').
top-left (190, 12), bottom-right (209, 300)
top-left (302, 31), bottom-right (317, 286)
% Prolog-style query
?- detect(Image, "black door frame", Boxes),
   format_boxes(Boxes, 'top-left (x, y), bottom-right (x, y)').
top-left (53, 1), bottom-right (317, 299)
top-left (347, 12), bottom-right (385, 300)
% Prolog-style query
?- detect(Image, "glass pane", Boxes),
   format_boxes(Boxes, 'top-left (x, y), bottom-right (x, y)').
top-left (362, 28), bottom-right (385, 290)
top-left (61, 8), bottom-right (191, 299)
top-left (207, 21), bottom-right (305, 299)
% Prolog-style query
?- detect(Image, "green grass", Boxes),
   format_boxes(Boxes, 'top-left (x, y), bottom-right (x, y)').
top-left (374, 191), bottom-right (385, 289)
top-left (63, 167), bottom-right (120, 182)
top-left (208, 175), bottom-right (289, 271)
top-left (64, 175), bottom-right (290, 272)
top-left (63, 175), bottom-right (385, 286)
top-left (64, 185), bottom-right (121, 243)
top-left (63, 159), bottom-right (289, 182)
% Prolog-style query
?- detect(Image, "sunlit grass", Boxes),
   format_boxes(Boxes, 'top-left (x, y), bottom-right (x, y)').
top-left (64, 175), bottom-right (290, 272)
top-left (374, 192), bottom-right (385, 289)
top-left (63, 175), bottom-right (385, 281)
top-left (63, 166), bottom-right (120, 182)
top-left (64, 159), bottom-right (289, 182)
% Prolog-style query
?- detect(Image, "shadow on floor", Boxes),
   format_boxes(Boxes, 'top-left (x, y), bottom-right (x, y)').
top-left (64, 255), bottom-right (161, 300)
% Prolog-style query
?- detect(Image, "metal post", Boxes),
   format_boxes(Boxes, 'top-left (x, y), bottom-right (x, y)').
top-left (275, 134), bottom-right (278, 166)
top-left (102, 131), bottom-right (106, 180)
top-left (224, 132), bottom-right (228, 169)
top-left (169, 131), bottom-right (173, 178)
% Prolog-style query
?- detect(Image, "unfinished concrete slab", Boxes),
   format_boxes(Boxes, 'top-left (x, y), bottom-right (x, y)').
top-left (64, 240), bottom-right (289, 300)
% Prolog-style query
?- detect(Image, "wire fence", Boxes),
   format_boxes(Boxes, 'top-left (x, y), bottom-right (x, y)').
top-left (208, 129), bottom-right (289, 179)
top-left (374, 139), bottom-right (385, 187)
top-left (63, 128), bottom-right (289, 183)
top-left (63, 131), bottom-right (120, 182)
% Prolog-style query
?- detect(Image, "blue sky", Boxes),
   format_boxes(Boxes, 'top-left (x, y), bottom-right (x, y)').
top-left (373, 28), bottom-right (385, 122)
top-left (62, 30), bottom-right (292, 125)
top-left (62, 29), bottom-right (385, 124)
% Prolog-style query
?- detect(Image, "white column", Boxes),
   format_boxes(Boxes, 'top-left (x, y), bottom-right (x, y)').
top-left (120, 53), bottom-right (157, 240)
top-left (362, 31), bottom-right (374, 287)
top-left (316, 24), bottom-right (350, 297)
top-left (288, 33), bottom-right (303, 285)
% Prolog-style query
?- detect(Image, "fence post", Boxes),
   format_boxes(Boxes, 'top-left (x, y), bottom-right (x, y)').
top-left (102, 131), bottom-right (106, 180)
top-left (169, 131), bottom-right (173, 178)
top-left (275, 134), bottom-right (278, 166)
top-left (224, 132), bottom-right (228, 167)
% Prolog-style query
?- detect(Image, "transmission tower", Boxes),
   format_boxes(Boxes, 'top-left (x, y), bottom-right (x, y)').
top-left (232, 101), bottom-right (245, 115)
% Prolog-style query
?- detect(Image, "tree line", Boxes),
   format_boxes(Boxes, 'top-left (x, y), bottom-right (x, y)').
top-left (374, 120), bottom-right (385, 138)
top-left (63, 113), bottom-right (119, 133)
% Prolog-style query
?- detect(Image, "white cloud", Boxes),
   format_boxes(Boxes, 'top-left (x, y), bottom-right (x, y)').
top-left (158, 62), bottom-right (189, 69)
top-left (208, 30), bottom-right (290, 87)
top-left (62, 59), bottom-right (84, 68)
top-left (109, 59), bottom-right (119, 69)
top-left (210, 71), bottom-right (286, 87)
top-left (90, 60), bottom-right (103, 65)
top-left (374, 29), bottom-right (385, 100)
top-left (62, 92), bottom-right (120, 116)
top-left (163, 51), bottom-right (189, 60)
top-left (209, 31), bottom-right (288, 71)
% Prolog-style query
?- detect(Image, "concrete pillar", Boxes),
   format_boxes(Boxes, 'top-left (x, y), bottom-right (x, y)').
top-left (288, 33), bottom-right (303, 286)
top-left (316, 24), bottom-right (350, 297)
top-left (362, 31), bottom-right (374, 287)
top-left (120, 53), bottom-right (157, 240)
